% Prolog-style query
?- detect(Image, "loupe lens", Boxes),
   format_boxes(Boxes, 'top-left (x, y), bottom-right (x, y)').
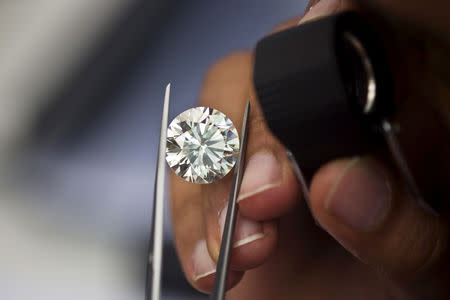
top-left (337, 32), bottom-right (377, 116)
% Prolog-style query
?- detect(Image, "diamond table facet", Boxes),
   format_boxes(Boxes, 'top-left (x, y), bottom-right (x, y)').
top-left (166, 107), bottom-right (240, 184)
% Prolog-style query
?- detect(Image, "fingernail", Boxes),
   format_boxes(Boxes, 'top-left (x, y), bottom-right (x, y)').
top-left (193, 240), bottom-right (216, 281)
top-left (219, 206), bottom-right (265, 248)
top-left (325, 158), bottom-right (392, 232)
top-left (299, 0), bottom-right (341, 25)
top-left (238, 152), bottom-right (282, 202)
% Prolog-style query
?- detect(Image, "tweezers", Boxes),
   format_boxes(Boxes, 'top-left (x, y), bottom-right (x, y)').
top-left (146, 83), bottom-right (250, 300)
top-left (210, 100), bottom-right (250, 300)
top-left (146, 83), bottom-right (171, 300)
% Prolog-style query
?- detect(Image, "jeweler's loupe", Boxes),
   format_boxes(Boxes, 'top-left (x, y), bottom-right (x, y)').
top-left (253, 12), bottom-right (433, 213)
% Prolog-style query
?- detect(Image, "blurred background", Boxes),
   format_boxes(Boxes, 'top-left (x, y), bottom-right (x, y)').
top-left (0, 0), bottom-right (307, 299)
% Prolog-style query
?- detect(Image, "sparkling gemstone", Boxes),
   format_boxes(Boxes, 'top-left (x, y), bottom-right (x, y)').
top-left (166, 107), bottom-right (240, 184)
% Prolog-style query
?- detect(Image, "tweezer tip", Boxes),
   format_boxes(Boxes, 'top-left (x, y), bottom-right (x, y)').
top-left (163, 83), bottom-right (171, 109)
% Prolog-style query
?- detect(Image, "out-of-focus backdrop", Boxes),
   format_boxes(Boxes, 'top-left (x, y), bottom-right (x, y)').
top-left (0, 1), bottom-right (307, 299)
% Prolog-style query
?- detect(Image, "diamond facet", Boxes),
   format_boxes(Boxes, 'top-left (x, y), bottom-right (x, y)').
top-left (166, 107), bottom-right (240, 184)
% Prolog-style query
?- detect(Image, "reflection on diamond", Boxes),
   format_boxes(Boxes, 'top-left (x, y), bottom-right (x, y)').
top-left (166, 107), bottom-right (240, 184)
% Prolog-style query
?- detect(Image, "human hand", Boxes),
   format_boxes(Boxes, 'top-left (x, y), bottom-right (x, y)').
top-left (170, 0), bottom-right (450, 299)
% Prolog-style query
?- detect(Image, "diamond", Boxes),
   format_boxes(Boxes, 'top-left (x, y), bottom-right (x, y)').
top-left (166, 107), bottom-right (240, 184)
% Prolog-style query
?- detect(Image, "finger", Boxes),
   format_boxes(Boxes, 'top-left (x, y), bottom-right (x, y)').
top-left (198, 51), bottom-right (298, 273)
top-left (170, 174), bottom-right (243, 292)
top-left (309, 157), bottom-right (449, 283)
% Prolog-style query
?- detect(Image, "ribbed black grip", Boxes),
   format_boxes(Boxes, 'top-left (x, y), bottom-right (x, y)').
top-left (253, 12), bottom-right (393, 178)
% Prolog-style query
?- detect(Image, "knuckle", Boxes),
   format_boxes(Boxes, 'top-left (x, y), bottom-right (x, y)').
top-left (198, 50), bottom-right (253, 121)
top-left (247, 113), bottom-right (281, 155)
top-left (249, 113), bottom-right (267, 135)
top-left (389, 214), bottom-right (449, 277)
top-left (412, 218), bottom-right (449, 275)
top-left (200, 51), bottom-right (252, 98)
top-left (204, 51), bottom-right (251, 81)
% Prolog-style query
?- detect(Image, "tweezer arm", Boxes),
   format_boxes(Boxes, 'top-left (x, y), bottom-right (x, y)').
top-left (146, 83), bottom-right (171, 300)
top-left (210, 100), bottom-right (250, 300)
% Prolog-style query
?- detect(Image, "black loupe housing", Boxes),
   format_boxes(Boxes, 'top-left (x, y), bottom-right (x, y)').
top-left (253, 12), bottom-right (394, 178)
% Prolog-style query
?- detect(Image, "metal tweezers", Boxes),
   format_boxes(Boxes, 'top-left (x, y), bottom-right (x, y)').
top-left (146, 83), bottom-right (250, 300)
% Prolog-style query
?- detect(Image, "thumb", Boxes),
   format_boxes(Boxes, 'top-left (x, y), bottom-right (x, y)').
top-left (310, 157), bottom-right (449, 289)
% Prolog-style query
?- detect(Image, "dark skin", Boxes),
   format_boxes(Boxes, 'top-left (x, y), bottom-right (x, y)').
top-left (170, 0), bottom-right (450, 299)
